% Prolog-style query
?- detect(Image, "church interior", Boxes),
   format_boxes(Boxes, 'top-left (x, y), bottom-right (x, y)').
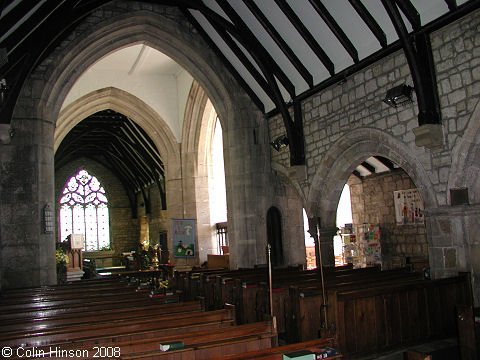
top-left (0, 0), bottom-right (479, 359)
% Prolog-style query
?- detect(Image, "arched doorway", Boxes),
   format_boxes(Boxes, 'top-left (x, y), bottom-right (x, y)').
top-left (267, 206), bottom-right (284, 267)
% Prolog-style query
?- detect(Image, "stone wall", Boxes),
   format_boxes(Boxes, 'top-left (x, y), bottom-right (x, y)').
top-left (267, 9), bottom-right (480, 303)
top-left (348, 170), bottom-right (428, 265)
top-left (136, 185), bottom-right (169, 248)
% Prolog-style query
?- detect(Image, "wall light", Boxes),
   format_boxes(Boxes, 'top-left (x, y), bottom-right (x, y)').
top-left (270, 135), bottom-right (289, 151)
top-left (383, 84), bottom-right (413, 108)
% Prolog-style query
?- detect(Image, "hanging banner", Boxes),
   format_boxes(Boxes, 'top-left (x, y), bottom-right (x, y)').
top-left (172, 219), bottom-right (196, 258)
top-left (394, 189), bottom-right (424, 224)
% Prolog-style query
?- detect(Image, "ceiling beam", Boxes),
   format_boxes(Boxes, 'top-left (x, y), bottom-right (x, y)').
top-left (444, 0), bottom-right (457, 11)
top-left (241, 0), bottom-right (313, 88)
top-left (213, 0), bottom-right (296, 99)
top-left (374, 156), bottom-right (396, 171)
top-left (181, 8), bottom-right (265, 112)
top-left (204, 14), bottom-right (276, 103)
top-left (125, 117), bottom-right (165, 172)
top-left (0, 1), bottom-right (35, 39)
top-left (273, 0), bottom-right (335, 76)
top-left (0, 0), bottom-right (110, 125)
top-left (348, 0), bottom-right (387, 48)
top-left (352, 170), bottom-right (362, 180)
top-left (360, 161), bottom-right (376, 174)
top-left (395, 0), bottom-right (421, 31)
top-left (307, 0), bottom-right (359, 63)
top-left (382, 0), bottom-right (441, 126)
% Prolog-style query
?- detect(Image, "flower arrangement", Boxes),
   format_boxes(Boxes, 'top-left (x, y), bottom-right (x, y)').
top-left (56, 248), bottom-right (69, 265)
top-left (56, 241), bottom-right (69, 284)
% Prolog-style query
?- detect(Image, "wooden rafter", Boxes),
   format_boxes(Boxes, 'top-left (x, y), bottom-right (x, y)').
top-left (242, 0), bottom-right (313, 88)
top-left (382, 0), bottom-right (441, 126)
top-left (395, 0), bottom-right (421, 31)
top-left (181, 8), bottom-right (265, 112)
top-left (214, 0), bottom-right (296, 98)
top-left (375, 156), bottom-right (396, 171)
top-left (360, 161), bottom-right (376, 174)
top-left (348, 0), bottom-right (387, 48)
top-left (273, 0), bottom-right (334, 76)
top-left (307, 0), bottom-right (359, 63)
top-left (204, 13), bottom-right (276, 102)
top-left (444, 0), bottom-right (457, 11)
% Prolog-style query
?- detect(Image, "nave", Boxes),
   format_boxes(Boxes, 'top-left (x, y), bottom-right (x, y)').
top-left (0, 264), bottom-right (476, 359)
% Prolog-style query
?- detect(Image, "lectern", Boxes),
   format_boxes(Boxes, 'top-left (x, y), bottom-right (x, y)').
top-left (66, 234), bottom-right (84, 281)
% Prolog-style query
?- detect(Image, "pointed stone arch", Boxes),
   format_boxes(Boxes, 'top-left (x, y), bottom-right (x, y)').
top-left (10, 4), bottom-right (267, 283)
top-left (448, 98), bottom-right (480, 204)
top-left (55, 87), bottom-right (179, 165)
top-left (181, 80), bottom-right (221, 263)
top-left (307, 128), bottom-right (437, 226)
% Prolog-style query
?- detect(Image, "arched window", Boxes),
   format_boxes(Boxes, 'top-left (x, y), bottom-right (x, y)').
top-left (59, 169), bottom-right (110, 251)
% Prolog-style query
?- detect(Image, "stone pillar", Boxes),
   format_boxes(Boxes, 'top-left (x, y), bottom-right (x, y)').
top-left (0, 116), bottom-right (56, 289)
top-left (425, 205), bottom-right (480, 307)
top-left (318, 226), bottom-right (337, 267)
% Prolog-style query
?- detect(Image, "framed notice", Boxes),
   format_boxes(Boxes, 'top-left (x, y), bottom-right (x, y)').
top-left (394, 189), bottom-right (424, 225)
top-left (172, 219), bottom-right (196, 258)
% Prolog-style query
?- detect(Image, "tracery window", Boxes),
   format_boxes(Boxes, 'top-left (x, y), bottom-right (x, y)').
top-left (59, 169), bottom-right (110, 251)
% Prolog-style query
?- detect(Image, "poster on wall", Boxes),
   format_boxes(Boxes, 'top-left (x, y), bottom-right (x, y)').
top-left (394, 189), bottom-right (424, 225)
top-left (172, 219), bottom-right (196, 258)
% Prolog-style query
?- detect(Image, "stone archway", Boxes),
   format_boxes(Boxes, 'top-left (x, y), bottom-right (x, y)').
top-left (2, 4), bottom-right (268, 287)
top-left (448, 98), bottom-right (480, 203)
top-left (306, 127), bottom-right (437, 266)
top-left (181, 81), bottom-right (220, 264)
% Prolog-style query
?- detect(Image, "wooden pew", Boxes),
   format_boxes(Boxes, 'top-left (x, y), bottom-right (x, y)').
top-left (0, 300), bottom-right (204, 331)
top-left (286, 268), bottom-right (423, 342)
top-left (323, 274), bottom-right (471, 358)
top-left (0, 306), bottom-right (236, 348)
top-left (208, 337), bottom-right (340, 360)
top-left (0, 292), bottom-right (181, 321)
top-left (116, 319), bottom-right (277, 360)
top-left (23, 320), bottom-right (275, 360)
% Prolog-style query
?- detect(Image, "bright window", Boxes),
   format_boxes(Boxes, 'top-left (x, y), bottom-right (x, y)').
top-left (59, 169), bottom-right (110, 251)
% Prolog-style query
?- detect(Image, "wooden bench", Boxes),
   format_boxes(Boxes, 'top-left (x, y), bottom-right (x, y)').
top-left (0, 305), bottom-right (236, 348)
top-left (18, 321), bottom-right (277, 359)
top-left (0, 300), bottom-right (204, 331)
top-left (286, 269), bottom-right (423, 342)
top-left (322, 274), bottom-right (471, 358)
top-left (117, 319), bottom-right (277, 360)
top-left (208, 337), bottom-right (340, 360)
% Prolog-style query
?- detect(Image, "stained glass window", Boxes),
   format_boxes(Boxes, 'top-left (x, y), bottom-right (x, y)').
top-left (59, 170), bottom-right (110, 251)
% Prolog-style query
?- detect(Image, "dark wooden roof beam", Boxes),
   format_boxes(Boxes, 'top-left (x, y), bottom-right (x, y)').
top-left (119, 126), bottom-right (164, 176)
top-left (352, 170), bottom-right (362, 180)
top-left (444, 0), bottom-right (457, 11)
top-left (181, 8), bottom-right (265, 112)
top-left (395, 0), bottom-right (421, 31)
top-left (213, 0), bottom-right (296, 98)
top-left (348, 0), bottom-right (387, 48)
top-left (0, 1), bottom-right (36, 39)
top-left (307, 0), bottom-right (359, 63)
top-left (124, 118), bottom-right (165, 172)
top-left (382, 0), bottom-right (441, 126)
top-left (205, 16), bottom-right (276, 102)
top-left (374, 156), bottom-right (396, 170)
top-left (241, 0), bottom-right (313, 88)
top-left (109, 143), bottom-right (150, 189)
top-left (273, 0), bottom-right (335, 76)
top-left (360, 161), bottom-right (376, 174)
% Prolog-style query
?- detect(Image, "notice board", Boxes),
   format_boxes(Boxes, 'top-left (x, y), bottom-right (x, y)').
top-left (394, 189), bottom-right (424, 224)
top-left (172, 219), bottom-right (196, 258)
